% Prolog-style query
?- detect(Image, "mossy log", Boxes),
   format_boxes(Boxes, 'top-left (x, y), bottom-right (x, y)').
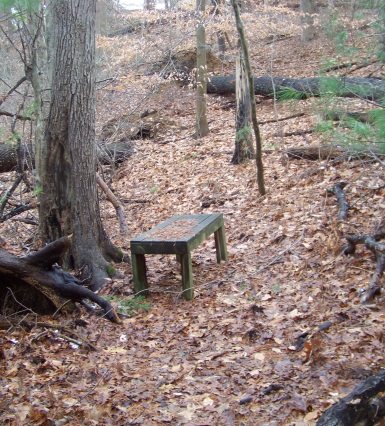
top-left (0, 236), bottom-right (120, 323)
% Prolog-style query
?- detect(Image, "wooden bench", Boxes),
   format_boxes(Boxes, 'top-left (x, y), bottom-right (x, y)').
top-left (130, 213), bottom-right (228, 300)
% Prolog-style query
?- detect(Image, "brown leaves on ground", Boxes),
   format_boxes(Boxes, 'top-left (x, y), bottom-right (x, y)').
top-left (1, 4), bottom-right (385, 425)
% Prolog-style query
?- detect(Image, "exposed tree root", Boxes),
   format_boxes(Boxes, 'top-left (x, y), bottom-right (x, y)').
top-left (0, 236), bottom-right (121, 323)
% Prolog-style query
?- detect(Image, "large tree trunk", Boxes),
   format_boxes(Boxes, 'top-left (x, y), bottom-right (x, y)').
top-left (207, 75), bottom-right (385, 100)
top-left (39, 0), bottom-right (122, 290)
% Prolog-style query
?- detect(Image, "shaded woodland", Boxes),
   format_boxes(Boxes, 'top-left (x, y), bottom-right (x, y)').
top-left (1, 0), bottom-right (385, 424)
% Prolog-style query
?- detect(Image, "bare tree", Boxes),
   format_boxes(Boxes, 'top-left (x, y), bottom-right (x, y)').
top-left (231, 0), bottom-right (265, 195)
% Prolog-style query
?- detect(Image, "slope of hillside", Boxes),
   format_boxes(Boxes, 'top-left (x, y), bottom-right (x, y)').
top-left (1, 3), bottom-right (385, 425)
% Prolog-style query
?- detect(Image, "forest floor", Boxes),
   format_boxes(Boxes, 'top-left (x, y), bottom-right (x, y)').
top-left (1, 3), bottom-right (385, 425)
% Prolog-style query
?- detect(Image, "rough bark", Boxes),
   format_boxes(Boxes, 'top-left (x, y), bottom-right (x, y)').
top-left (39, 0), bottom-right (124, 291)
top-left (0, 237), bottom-right (120, 323)
top-left (231, 51), bottom-right (254, 164)
top-left (231, 0), bottom-right (265, 195)
top-left (207, 75), bottom-right (385, 100)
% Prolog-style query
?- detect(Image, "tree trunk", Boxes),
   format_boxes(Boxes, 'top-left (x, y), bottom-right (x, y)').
top-left (195, 0), bottom-right (209, 138)
top-left (300, 0), bottom-right (316, 43)
top-left (232, 52), bottom-right (255, 164)
top-left (40, 0), bottom-right (122, 290)
top-left (231, 0), bottom-right (265, 195)
top-left (144, 0), bottom-right (156, 10)
top-left (207, 75), bottom-right (385, 100)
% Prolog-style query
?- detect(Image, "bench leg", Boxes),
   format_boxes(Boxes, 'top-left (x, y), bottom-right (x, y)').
top-left (132, 254), bottom-right (149, 297)
top-left (181, 252), bottom-right (194, 301)
top-left (214, 226), bottom-right (228, 263)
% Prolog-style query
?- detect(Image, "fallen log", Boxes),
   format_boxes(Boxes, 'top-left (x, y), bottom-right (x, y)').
top-left (0, 236), bottom-right (121, 323)
top-left (207, 75), bottom-right (385, 100)
top-left (0, 141), bottom-right (134, 173)
top-left (316, 369), bottom-right (385, 426)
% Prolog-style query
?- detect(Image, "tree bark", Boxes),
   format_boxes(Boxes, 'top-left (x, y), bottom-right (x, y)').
top-left (207, 75), bottom-right (385, 100)
top-left (195, 0), bottom-right (209, 138)
top-left (316, 369), bottom-right (385, 426)
top-left (300, 0), bottom-right (316, 43)
top-left (231, 0), bottom-right (265, 195)
top-left (231, 50), bottom-right (255, 164)
top-left (39, 0), bottom-right (123, 290)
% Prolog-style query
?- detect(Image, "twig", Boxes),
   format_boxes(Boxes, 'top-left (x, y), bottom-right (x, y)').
top-left (0, 76), bottom-right (28, 107)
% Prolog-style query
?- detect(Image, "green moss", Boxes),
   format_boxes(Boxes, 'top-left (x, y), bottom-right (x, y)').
top-left (105, 264), bottom-right (116, 277)
top-left (115, 247), bottom-right (125, 259)
top-left (105, 295), bottom-right (151, 316)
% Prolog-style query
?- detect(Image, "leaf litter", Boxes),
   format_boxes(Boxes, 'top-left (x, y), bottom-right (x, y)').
top-left (1, 5), bottom-right (385, 425)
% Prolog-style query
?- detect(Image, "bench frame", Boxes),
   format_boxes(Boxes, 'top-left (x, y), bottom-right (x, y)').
top-left (130, 213), bottom-right (228, 300)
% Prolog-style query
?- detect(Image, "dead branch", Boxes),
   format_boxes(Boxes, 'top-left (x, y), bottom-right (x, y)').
top-left (316, 369), bottom-right (385, 426)
top-left (343, 232), bottom-right (385, 255)
top-left (328, 182), bottom-right (349, 220)
top-left (96, 172), bottom-right (129, 233)
top-left (360, 237), bottom-right (385, 303)
top-left (0, 76), bottom-right (28, 107)
top-left (0, 110), bottom-right (31, 120)
top-left (0, 173), bottom-right (24, 218)
top-left (274, 129), bottom-right (313, 137)
top-left (0, 201), bottom-right (39, 223)
top-left (285, 145), bottom-right (347, 161)
top-left (343, 233), bottom-right (385, 303)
